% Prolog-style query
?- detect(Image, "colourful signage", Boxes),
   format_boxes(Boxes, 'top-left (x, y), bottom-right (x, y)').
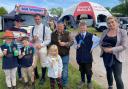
top-left (15, 4), bottom-right (47, 15)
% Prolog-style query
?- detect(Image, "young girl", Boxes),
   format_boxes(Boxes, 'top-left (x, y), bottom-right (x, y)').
top-left (45, 45), bottom-right (63, 89)
top-left (0, 31), bottom-right (18, 89)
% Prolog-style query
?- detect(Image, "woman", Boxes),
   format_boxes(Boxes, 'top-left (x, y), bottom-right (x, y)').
top-left (100, 16), bottom-right (128, 89)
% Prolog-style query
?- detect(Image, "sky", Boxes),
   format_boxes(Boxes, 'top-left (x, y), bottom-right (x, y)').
top-left (0, 0), bottom-right (121, 13)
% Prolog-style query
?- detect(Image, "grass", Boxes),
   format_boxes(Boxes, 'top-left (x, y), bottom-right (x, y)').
top-left (0, 31), bottom-right (104, 89)
top-left (0, 63), bottom-right (103, 89)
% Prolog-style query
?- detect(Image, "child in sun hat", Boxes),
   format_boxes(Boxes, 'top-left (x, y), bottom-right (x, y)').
top-left (0, 31), bottom-right (19, 89)
top-left (18, 36), bottom-right (35, 89)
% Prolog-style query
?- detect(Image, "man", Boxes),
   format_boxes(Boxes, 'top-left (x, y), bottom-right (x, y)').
top-left (50, 22), bottom-right (73, 88)
top-left (7, 15), bottom-right (27, 80)
top-left (30, 14), bottom-right (51, 84)
top-left (74, 22), bottom-right (100, 89)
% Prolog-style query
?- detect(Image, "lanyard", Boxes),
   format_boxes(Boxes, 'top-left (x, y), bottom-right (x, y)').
top-left (24, 46), bottom-right (29, 54)
top-left (5, 44), bottom-right (12, 52)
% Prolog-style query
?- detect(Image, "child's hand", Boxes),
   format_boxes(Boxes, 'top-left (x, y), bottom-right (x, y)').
top-left (51, 61), bottom-right (54, 68)
top-left (22, 52), bottom-right (25, 56)
top-left (77, 44), bottom-right (80, 49)
top-left (18, 55), bottom-right (24, 59)
top-left (3, 50), bottom-right (7, 55)
top-left (0, 56), bottom-right (3, 60)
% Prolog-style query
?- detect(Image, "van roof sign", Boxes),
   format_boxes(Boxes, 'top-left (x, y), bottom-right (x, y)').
top-left (15, 4), bottom-right (47, 15)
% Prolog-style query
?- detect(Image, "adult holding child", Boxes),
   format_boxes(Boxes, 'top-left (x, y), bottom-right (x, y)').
top-left (100, 16), bottom-right (128, 89)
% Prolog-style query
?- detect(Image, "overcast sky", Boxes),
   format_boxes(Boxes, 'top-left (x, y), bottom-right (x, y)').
top-left (0, 0), bottom-right (120, 12)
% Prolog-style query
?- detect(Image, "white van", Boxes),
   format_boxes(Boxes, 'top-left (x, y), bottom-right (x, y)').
top-left (3, 4), bottom-right (48, 33)
top-left (0, 16), bottom-right (2, 31)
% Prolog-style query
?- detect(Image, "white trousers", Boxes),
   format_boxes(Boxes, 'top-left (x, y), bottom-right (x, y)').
top-left (4, 67), bottom-right (17, 87)
top-left (33, 46), bottom-right (47, 67)
top-left (21, 66), bottom-right (34, 83)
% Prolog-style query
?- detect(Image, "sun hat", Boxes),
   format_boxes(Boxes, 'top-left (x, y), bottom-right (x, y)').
top-left (0, 31), bottom-right (15, 39)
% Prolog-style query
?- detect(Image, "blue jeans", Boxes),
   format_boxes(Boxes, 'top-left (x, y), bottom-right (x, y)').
top-left (61, 55), bottom-right (69, 86)
top-left (105, 59), bottom-right (124, 89)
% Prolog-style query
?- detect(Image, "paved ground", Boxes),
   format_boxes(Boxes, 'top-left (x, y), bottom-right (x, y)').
top-left (69, 46), bottom-right (128, 89)
top-left (69, 31), bottom-right (128, 89)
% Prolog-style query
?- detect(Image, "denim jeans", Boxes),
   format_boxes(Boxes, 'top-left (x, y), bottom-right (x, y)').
top-left (61, 55), bottom-right (69, 86)
top-left (105, 59), bottom-right (124, 89)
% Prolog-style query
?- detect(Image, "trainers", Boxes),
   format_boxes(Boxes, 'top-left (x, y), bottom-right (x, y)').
top-left (31, 82), bottom-right (35, 89)
top-left (108, 86), bottom-right (113, 89)
top-left (39, 79), bottom-right (45, 85)
top-left (87, 82), bottom-right (94, 89)
top-left (77, 81), bottom-right (85, 89)
top-left (8, 87), bottom-right (12, 89)
top-left (12, 86), bottom-right (16, 89)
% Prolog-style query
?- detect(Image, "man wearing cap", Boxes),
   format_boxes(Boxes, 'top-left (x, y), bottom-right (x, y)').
top-left (0, 31), bottom-right (19, 89)
top-left (7, 15), bottom-right (27, 80)
top-left (50, 22), bottom-right (73, 88)
top-left (30, 14), bottom-right (52, 84)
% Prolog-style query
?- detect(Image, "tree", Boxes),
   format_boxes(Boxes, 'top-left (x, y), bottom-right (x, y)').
top-left (0, 7), bottom-right (8, 16)
top-left (49, 7), bottom-right (63, 17)
top-left (111, 0), bottom-right (128, 16)
top-left (119, 0), bottom-right (128, 16)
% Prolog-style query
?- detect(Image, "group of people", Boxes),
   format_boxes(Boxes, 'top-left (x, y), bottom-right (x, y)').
top-left (0, 14), bottom-right (127, 89)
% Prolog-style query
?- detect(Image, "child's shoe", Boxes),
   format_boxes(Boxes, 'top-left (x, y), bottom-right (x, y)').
top-left (12, 86), bottom-right (16, 89)
top-left (31, 82), bottom-right (35, 89)
top-left (8, 87), bottom-right (12, 89)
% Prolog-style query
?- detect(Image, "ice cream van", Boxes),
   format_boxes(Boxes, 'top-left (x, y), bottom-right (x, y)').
top-left (3, 4), bottom-right (48, 33)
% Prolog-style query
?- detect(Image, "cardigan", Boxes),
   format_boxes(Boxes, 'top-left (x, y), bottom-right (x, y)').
top-left (100, 28), bottom-right (128, 62)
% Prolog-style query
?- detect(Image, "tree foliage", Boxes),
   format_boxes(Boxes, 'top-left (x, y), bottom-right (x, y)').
top-left (112, 0), bottom-right (128, 16)
top-left (49, 7), bottom-right (63, 17)
top-left (0, 7), bottom-right (8, 16)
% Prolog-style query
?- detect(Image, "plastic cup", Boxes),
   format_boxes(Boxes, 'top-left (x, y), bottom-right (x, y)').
top-left (14, 50), bottom-right (19, 56)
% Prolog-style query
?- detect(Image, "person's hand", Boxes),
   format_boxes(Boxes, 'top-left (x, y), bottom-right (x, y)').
top-left (77, 44), bottom-right (80, 49)
top-left (18, 55), bottom-right (23, 59)
top-left (103, 47), bottom-right (113, 53)
top-left (0, 55), bottom-right (3, 60)
top-left (35, 44), bottom-right (42, 50)
top-left (58, 41), bottom-right (66, 46)
top-left (32, 36), bottom-right (38, 43)
top-left (3, 50), bottom-right (7, 55)
top-left (51, 60), bottom-right (55, 68)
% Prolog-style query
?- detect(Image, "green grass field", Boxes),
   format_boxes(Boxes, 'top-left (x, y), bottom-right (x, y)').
top-left (0, 63), bottom-right (103, 89)
top-left (0, 30), bottom-right (103, 89)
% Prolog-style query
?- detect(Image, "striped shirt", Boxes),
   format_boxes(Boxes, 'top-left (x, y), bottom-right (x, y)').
top-left (7, 27), bottom-right (27, 50)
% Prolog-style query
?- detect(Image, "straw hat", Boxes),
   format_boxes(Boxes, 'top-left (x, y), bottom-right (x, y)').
top-left (0, 31), bottom-right (15, 39)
